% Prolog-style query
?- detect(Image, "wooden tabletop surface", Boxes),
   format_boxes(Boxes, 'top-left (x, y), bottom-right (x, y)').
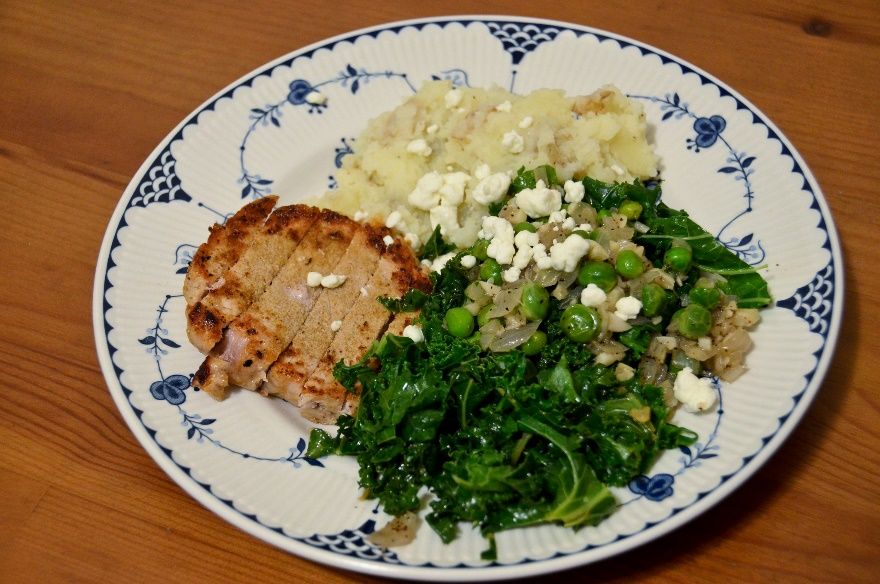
top-left (1, 1), bottom-right (878, 582)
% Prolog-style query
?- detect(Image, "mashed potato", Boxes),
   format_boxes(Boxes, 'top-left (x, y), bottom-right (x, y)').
top-left (316, 81), bottom-right (658, 249)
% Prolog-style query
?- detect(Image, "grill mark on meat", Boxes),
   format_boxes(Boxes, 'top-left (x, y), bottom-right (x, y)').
top-left (264, 225), bottom-right (383, 405)
top-left (298, 238), bottom-right (430, 424)
top-left (186, 204), bottom-right (319, 354)
top-left (183, 196), bottom-right (277, 306)
top-left (193, 210), bottom-right (357, 399)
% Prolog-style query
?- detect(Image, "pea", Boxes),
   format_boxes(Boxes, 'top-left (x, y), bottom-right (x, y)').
top-left (597, 209), bottom-right (611, 224)
top-left (477, 304), bottom-right (494, 327)
top-left (521, 331), bottom-right (548, 356)
top-left (470, 239), bottom-right (490, 261)
top-left (618, 199), bottom-right (643, 220)
top-left (520, 282), bottom-right (550, 321)
top-left (689, 286), bottom-right (722, 309)
top-left (560, 305), bottom-right (601, 343)
top-left (577, 261), bottom-right (617, 292)
top-left (445, 307), bottom-right (475, 338)
top-left (479, 259), bottom-right (503, 285)
top-left (615, 250), bottom-right (645, 279)
top-left (640, 282), bottom-right (667, 317)
top-left (664, 245), bottom-right (692, 272)
top-left (513, 221), bottom-right (537, 234)
top-left (674, 304), bottom-right (713, 339)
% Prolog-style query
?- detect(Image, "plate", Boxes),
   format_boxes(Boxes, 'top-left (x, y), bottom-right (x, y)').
top-left (92, 16), bottom-right (842, 581)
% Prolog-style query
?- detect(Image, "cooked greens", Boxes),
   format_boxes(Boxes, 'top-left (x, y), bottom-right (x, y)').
top-left (308, 172), bottom-right (770, 559)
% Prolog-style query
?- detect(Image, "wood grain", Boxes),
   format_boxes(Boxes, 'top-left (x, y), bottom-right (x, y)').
top-left (1, 0), bottom-right (878, 582)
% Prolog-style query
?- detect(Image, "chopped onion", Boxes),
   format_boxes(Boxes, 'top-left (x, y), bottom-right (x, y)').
top-left (488, 283), bottom-right (524, 318)
top-left (368, 511), bottom-right (420, 548)
top-left (489, 320), bottom-right (541, 352)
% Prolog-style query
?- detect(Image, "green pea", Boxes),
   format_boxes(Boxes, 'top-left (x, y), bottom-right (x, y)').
top-left (520, 282), bottom-right (550, 321)
top-left (618, 199), bottom-right (643, 220)
top-left (640, 282), bottom-right (667, 317)
top-left (689, 286), bottom-right (722, 309)
top-left (577, 261), bottom-right (617, 292)
top-left (445, 307), bottom-right (475, 338)
top-left (470, 239), bottom-right (490, 261)
top-left (664, 245), bottom-right (692, 272)
top-left (479, 259), bottom-right (503, 285)
top-left (521, 330), bottom-right (547, 356)
top-left (674, 304), bottom-right (713, 339)
top-left (513, 221), bottom-right (537, 233)
top-left (572, 229), bottom-right (591, 240)
top-left (477, 304), bottom-right (495, 327)
top-left (615, 250), bottom-right (645, 279)
top-left (597, 209), bottom-right (611, 224)
top-left (560, 305), bottom-right (601, 343)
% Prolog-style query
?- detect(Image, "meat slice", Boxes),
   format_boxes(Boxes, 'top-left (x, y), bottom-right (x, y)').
top-left (263, 225), bottom-right (384, 405)
top-left (186, 204), bottom-right (318, 354)
top-left (183, 196), bottom-right (278, 306)
top-left (193, 210), bottom-right (357, 400)
top-left (385, 312), bottom-right (419, 337)
top-left (297, 239), bottom-right (430, 424)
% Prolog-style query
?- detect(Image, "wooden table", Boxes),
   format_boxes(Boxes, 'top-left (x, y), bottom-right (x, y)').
top-left (1, 1), bottom-right (877, 582)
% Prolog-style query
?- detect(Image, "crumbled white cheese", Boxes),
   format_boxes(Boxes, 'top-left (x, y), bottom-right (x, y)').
top-left (518, 116), bottom-right (533, 129)
top-left (512, 230), bottom-right (539, 270)
top-left (478, 216), bottom-right (516, 265)
top-left (406, 138), bottom-right (432, 157)
top-left (382, 234), bottom-right (394, 246)
top-left (305, 91), bottom-right (326, 105)
top-left (673, 367), bottom-right (717, 413)
top-left (444, 88), bottom-right (463, 108)
top-left (426, 123), bottom-right (438, 135)
top-left (473, 163), bottom-right (491, 180)
top-left (429, 205), bottom-right (461, 238)
top-left (548, 209), bottom-right (567, 224)
top-left (404, 232), bottom-right (419, 248)
top-left (330, 320), bottom-right (343, 332)
top-left (544, 234), bottom-right (591, 272)
top-left (306, 272), bottom-right (323, 287)
top-left (501, 130), bottom-right (524, 154)
top-left (470, 172), bottom-right (511, 205)
top-left (385, 210), bottom-right (402, 229)
top-left (460, 254), bottom-right (477, 268)
top-left (563, 179), bottom-right (585, 203)
top-left (320, 274), bottom-right (347, 289)
top-left (403, 324), bottom-right (424, 343)
top-left (577, 223), bottom-right (593, 233)
top-left (420, 259), bottom-right (432, 269)
top-left (580, 283), bottom-right (607, 307)
top-left (408, 171), bottom-right (444, 210)
top-left (360, 286), bottom-right (369, 296)
top-left (503, 267), bottom-right (521, 283)
top-left (614, 296), bottom-right (643, 321)
top-left (430, 252), bottom-right (456, 273)
top-left (562, 217), bottom-right (577, 230)
top-left (514, 180), bottom-right (562, 218)
top-left (438, 172), bottom-right (469, 206)
top-left (495, 100), bottom-right (512, 112)
top-left (353, 210), bottom-right (368, 222)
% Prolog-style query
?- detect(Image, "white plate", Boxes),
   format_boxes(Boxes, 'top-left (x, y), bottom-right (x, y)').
top-left (92, 16), bottom-right (843, 581)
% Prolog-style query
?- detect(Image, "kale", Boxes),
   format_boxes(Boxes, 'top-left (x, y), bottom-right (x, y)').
top-left (419, 225), bottom-right (455, 260)
top-left (377, 289), bottom-right (429, 313)
top-left (618, 323), bottom-right (659, 360)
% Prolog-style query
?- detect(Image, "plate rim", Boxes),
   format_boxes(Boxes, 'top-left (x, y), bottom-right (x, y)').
top-left (92, 14), bottom-right (844, 581)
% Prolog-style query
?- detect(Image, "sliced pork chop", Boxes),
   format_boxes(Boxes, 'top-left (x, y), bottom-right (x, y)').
top-left (193, 210), bottom-right (358, 400)
top-left (297, 239), bottom-right (430, 424)
top-left (183, 196), bottom-right (278, 306)
top-left (186, 204), bottom-right (318, 354)
top-left (263, 224), bottom-right (385, 405)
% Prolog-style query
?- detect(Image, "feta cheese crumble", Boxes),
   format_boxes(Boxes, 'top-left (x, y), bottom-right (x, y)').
top-left (382, 234), bottom-right (394, 246)
top-left (514, 180), bottom-right (562, 218)
top-left (580, 283), bottom-right (607, 307)
top-left (431, 252), bottom-right (456, 273)
top-left (402, 324), bottom-right (424, 343)
top-left (406, 138), bottom-right (432, 157)
top-left (563, 179), bottom-right (586, 203)
top-left (306, 272), bottom-right (323, 287)
top-left (385, 210), bottom-right (402, 229)
top-left (353, 210), bottom-right (368, 222)
top-left (673, 367), bottom-right (717, 413)
top-left (614, 296), bottom-right (642, 321)
top-left (501, 130), bottom-right (524, 154)
top-left (460, 254), bottom-right (477, 268)
top-left (330, 320), bottom-right (343, 332)
top-left (478, 216), bottom-right (516, 265)
top-left (320, 274), bottom-right (347, 289)
top-left (470, 171), bottom-right (511, 205)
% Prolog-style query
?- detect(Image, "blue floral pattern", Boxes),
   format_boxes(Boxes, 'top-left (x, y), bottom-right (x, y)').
top-left (96, 18), bottom-right (839, 572)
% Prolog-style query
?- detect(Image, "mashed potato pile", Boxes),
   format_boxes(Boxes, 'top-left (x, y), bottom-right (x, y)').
top-left (316, 81), bottom-right (658, 249)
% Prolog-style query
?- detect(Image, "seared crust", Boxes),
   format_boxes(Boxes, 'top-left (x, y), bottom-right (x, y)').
top-left (193, 210), bottom-right (357, 399)
top-left (185, 201), bottom-right (431, 424)
top-left (186, 204), bottom-right (319, 354)
top-left (183, 196), bottom-right (278, 306)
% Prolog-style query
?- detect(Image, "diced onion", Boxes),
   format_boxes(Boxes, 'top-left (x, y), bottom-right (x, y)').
top-left (489, 320), bottom-right (541, 352)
